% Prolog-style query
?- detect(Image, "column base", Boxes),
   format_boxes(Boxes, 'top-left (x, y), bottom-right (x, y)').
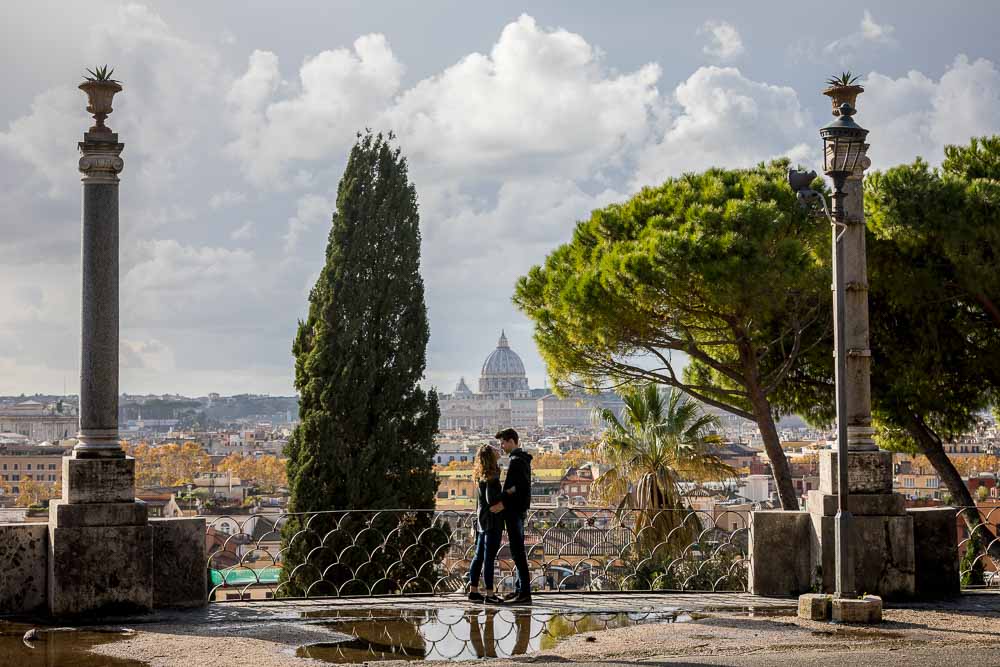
top-left (74, 428), bottom-right (124, 458)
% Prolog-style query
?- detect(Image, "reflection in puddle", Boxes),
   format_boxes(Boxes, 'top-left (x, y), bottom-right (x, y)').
top-left (297, 608), bottom-right (688, 662)
top-left (0, 622), bottom-right (142, 667)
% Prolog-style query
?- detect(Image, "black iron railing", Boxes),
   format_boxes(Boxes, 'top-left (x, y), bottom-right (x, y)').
top-left (956, 505), bottom-right (1000, 588)
top-left (204, 507), bottom-right (751, 601)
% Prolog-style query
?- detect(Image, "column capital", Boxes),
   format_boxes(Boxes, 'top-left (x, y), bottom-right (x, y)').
top-left (78, 134), bottom-right (124, 184)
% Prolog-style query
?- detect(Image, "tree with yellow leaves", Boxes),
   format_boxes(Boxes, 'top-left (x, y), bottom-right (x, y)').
top-left (15, 477), bottom-right (60, 507)
top-left (124, 441), bottom-right (210, 488)
top-left (218, 453), bottom-right (287, 493)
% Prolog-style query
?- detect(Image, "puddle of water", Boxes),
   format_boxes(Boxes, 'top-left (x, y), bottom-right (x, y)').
top-left (0, 621), bottom-right (142, 666)
top-left (296, 608), bottom-right (689, 663)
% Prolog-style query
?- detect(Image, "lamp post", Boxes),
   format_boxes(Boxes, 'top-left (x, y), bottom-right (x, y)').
top-left (788, 101), bottom-right (869, 599)
top-left (821, 102), bottom-right (869, 599)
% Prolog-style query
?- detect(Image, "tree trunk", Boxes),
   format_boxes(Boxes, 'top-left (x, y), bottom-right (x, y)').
top-left (906, 412), bottom-right (1000, 560)
top-left (749, 388), bottom-right (799, 510)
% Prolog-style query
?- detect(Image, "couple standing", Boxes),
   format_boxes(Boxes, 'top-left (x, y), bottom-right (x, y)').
top-left (467, 427), bottom-right (534, 605)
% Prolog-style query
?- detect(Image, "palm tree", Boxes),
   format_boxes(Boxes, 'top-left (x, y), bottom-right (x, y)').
top-left (593, 384), bottom-right (735, 552)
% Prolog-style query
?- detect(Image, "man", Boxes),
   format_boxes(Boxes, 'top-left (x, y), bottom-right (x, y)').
top-left (489, 427), bottom-right (533, 604)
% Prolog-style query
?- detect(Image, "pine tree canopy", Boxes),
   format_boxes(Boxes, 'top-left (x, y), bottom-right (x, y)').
top-left (513, 160), bottom-right (830, 510)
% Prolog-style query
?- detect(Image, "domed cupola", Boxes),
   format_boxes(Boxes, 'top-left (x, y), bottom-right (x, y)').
top-left (453, 377), bottom-right (474, 398)
top-left (479, 330), bottom-right (530, 398)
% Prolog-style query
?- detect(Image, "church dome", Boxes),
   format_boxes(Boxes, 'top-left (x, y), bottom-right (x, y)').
top-left (479, 330), bottom-right (530, 398)
top-left (481, 330), bottom-right (526, 376)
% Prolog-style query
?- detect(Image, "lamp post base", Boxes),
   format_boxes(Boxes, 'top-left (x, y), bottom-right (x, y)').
top-left (835, 509), bottom-right (855, 599)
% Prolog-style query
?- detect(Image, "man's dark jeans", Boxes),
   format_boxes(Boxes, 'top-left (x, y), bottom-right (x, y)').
top-left (469, 527), bottom-right (502, 589)
top-left (505, 513), bottom-right (530, 594)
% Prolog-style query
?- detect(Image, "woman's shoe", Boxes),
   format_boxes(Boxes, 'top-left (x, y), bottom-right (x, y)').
top-left (483, 594), bottom-right (503, 605)
top-left (468, 591), bottom-right (485, 602)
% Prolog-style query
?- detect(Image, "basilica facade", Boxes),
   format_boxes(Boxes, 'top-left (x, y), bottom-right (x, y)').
top-left (438, 331), bottom-right (545, 431)
top-left (438, 331), bottom-right (624, 432)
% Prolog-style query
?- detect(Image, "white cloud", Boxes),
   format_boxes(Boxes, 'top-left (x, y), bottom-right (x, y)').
top-left (0, 3), bottom-right (225, 202)
top-left (230, 221), bottom-right (256, 241)
top-left (226, 37), bottom-right (404, 187)
top-left (209, 190), bottom-right (247, 209)
top-left (860, 10), bottom-right (895, 43)
top-left (226, 14), bottom-right (662, 187)
top-left (824, 9), bottom-right (896, 64)
top-left (860, 55), bottom-right (1000, 169)
top-left (386, 15), bottom-right (660, 179)
top-left (122, 239), bottom-right (261, 326)
top-left (121, 338), bottom-right (175, 372)
top-left (633, 66), bottom-right (815, 188)
top-left (284, 194), bottom-right (334, 253)
top-left (0, 87), bottom-right (81, 197)
top-left (699, 21), bottom-right (744, 61)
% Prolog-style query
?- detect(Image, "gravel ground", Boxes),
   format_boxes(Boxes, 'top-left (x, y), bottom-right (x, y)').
top-left (88, 606), bottom-right (1000, 667)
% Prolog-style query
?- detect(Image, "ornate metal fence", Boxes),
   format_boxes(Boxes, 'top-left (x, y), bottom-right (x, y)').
top-left (205, 507), bottom-right (751, 601)
top-left (956, 506), bottom-right (1000, 588)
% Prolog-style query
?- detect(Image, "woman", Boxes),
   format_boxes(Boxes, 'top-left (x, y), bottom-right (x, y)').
top-left (467, 444), bottom-right (504, 603)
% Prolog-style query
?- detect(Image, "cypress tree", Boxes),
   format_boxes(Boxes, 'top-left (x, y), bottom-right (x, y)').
top-left (280, 132), bottom-right (440, 597)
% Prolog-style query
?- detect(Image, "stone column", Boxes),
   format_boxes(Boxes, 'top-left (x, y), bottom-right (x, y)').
top-left (841, 164), bottom-right (876, 452)
top-left (75, 130), bottom-right (124, 458)
top-left (47, 81), bottom-right (155, 617)
top-left (44, 74), bottom-right (208, 618)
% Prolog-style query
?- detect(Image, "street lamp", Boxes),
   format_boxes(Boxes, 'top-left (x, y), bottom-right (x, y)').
top-left (821, 103), bottom-right (870, 210)
top-left (788, 101), bottom-right (869, 600)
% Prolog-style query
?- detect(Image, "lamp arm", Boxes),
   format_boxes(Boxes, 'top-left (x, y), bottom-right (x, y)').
top-left (800, 189), bottom-right (846, 242)
top-left (816, 195), bottom-right (848, 243)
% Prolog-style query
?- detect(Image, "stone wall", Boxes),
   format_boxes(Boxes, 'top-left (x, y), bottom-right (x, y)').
top-left (748, 510), bottom-right (813, 596)
top-left (909, 507), bottom-right (960, 598)
top-left (151, 517), bottom-right (207, 608)
top-left (0, 523), bottom-right (48, 615)
top-left (0, 516), bottom-right (207, 617)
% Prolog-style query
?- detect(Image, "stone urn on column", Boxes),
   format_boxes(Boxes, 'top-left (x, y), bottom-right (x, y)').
top-left (32, 67), bottom-right (206, 619)
top-left (47, 66), bottom-right (156, 617)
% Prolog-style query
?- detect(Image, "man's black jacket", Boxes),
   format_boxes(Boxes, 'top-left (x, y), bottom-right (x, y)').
top-left (502, 448), bottom-right (533, 516)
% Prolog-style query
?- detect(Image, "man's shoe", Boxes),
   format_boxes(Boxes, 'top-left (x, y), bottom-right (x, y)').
top-left (468, 591), bottom-right (485, 602)
top-left (502, 591), bottom-right (520, 601)
top-left (483, 594), bottom-right (504, 605)
top-left (505, 593), bottom-right (533, 605)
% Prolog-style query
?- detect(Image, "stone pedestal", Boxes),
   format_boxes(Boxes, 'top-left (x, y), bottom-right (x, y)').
top-left (48, 523), bottom-right (154, 617)
top-left (809, 450), bottom-right (916, 599)
top-left (48, 452), bottom-right (154, 617)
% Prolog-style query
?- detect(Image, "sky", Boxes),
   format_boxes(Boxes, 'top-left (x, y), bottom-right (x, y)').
top-left (1, 1), bottom-right (998, 397)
